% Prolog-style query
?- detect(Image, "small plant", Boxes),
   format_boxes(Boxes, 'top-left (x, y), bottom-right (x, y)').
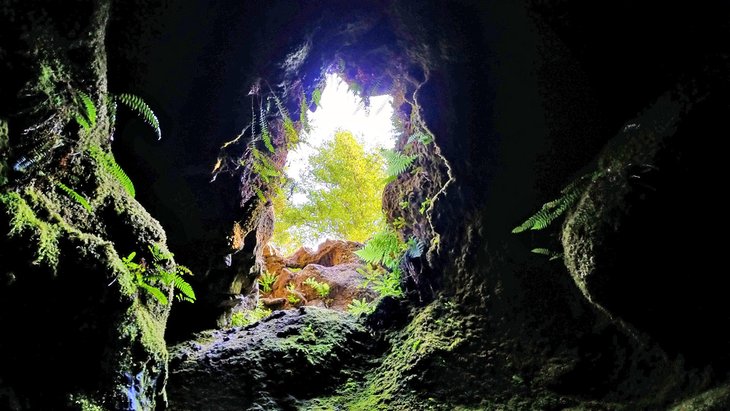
top-left (355, 228), bottom-right (403, 270)
top-left (392, 216), bottom-right (407, 230)
top-left (54, 181), bottom-right (92, 213)
top-left (122, 243), bottom-right (196, 305)
top-left (419, 198), bottom-right (432, 214)
top-left (405, 236), bottom-right (424, 258)
top-left (358, 265), bottom-right (403, 299)
top-left (73, 91), bottom-right (96, 131)
top-left (259, 271), bottom-right (278, 293)
top-left (88, 146), bottom-right (135, 197)
top-left (347, 298), bottom-right (374, 316)
top-left (230, 300), bottom-right (271, 327)
top-left (303, 277), bottom-right (331, 298)
top-left (381, 149), bottom-right (418, 179)
top-left (286, 283), bottom-right (301, 304)
top-left (531, 248), bottom-right (563, 261)
top-left (116, 93), bottom-right (162, 140)
top-left (399, 200), bottom-right (409, 210)
top-left (512, 171), bottom-right (601, 233)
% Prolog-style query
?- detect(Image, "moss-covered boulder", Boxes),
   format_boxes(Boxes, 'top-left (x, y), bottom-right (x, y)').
top-left (562, 79), bottom-right (730, 361)
top-left (167, 307), bottom-right (374, 410)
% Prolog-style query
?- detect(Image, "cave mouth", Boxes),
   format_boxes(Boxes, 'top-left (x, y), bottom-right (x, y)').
top-left (220, 53), bottom-right (449, 325)
top-left (270, 72), bottom-right (398, 253)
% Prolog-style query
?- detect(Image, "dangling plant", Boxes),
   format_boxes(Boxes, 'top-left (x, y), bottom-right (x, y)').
top-left (116, 93), bottom-right (162, 140)
top-left (512, 171), bottom-right (601, 233)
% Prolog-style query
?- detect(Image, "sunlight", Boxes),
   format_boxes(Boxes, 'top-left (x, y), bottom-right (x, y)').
top-left (286, 73), bottom-right (396, 205)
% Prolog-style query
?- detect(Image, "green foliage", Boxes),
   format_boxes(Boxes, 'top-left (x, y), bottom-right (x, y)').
top-left (230, 300), bottom-right (271, 327)
top-left (0, 191), bottom-right (60, 268)
top-left (407, 131), bottom-right (433, 145)
top-left (54, 181), bottom-right (92, 213)
top-left (299, 93), bottom-right (311, 134)
top-left (271, 130), bottom-right (387, 252)
top-left (272, 93), bottom-right (298, 147)
top-left (312, 87), bottom-right (322, 108)
top-left (259, 271), bottom-right (278, 293)
top-left (116, 93), bottom-right (162, 140)
top-left (512, 171), bottom-right (601, 233)
top-left (304, 277), bottom-right (331, 298)
top-left (73, 91), bottom-right (96, 131)
top-left (260, 102), bottom-right (275, 153)
top-left (531, 248), bottom-right (563, 261)
top-left (250, 147), bottom-right (281, 184)
top-left (358, 265), bottom-right (403, 298)
top-left (392, 216), bottom-right (406, 229)
top-left (354, 228), bottom-right (403, 270)
top-left (405, 236), bottom-right (424, 258)
top-left (88, 146), bottom-right (135, 197)
top-left (419, 198), bottom-right (432, 214)
top-left (347, 298), bottom-right (374, 316)
top-left (286, 283), bottom-right (301, 304)
top-left (381, 149), bottom-right (418, 178)
top-left (122, 244), bottom-right (196, 305)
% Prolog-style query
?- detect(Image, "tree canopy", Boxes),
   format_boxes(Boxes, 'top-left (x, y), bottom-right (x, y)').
top-left (271, 130), bottom-right (387, 253)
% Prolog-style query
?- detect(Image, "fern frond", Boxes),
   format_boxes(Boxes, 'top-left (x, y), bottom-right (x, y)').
top-left (405, 237), bottom-right (424, 258)
top-left (259, 102), bottom-right (274, 153)
top-left (299, 93), bottom-right (310, 134)
top-left (271, 93), bottom-right (298, 147)
top-left (89, 146), bottom-right (136, 197)
top-left (55, 181), bottom-right (93, 213)
top-left (312, 87), bottom-right (322, 108)
top-left (74, 91), bottom-right (96, 131)
top-left (381, 149), bottom-right (418, 178)
top-left (355, 229), bottom-right (403, 270)
top-left (407, 132), bottom-right (432, 145)
top-left (116, 93), bottom-right (162, 140)
top-left (138, 281), bottom-right (169, 305)
top-left (512, 171), bottom-right (601, 233)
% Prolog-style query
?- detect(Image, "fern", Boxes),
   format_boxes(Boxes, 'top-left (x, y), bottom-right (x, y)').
top-left (304, 277), bottom-right (330, 298)
top-left (355, 228), bottom-right (403, 270)
top-left (299, 93), bottom-right (311, 134)
top-left (531, 248), bottom-right (563, 261)
top-left (138, 281), bottom-right (169, 305)
top-left (405, 236), bottom-right (424, 258)
top-left (381, 149), bottom-right (418, 178)
top-left (259, 102), bottom-right (275, 153)
top-left (271, 93), bottom-right (298, 147)
top-left (347, 298), bottom-right (374, 316)
top-left (259, 271), bottom-right (278, 293)
top-left (407, 131), bottom-right (432, 145)
top-left (55, 181), bottom-right (93, 213)
top-left (512, 171), bottom-right (601, 233)
top-left (148, 243), bottom-right (196, 303)
top-left (73, 91), bottom-right (96, 131)
top-left (88, 146), bottom-right (135, 197)
top-left (312, 87), bottom-right (322, 108)
top-left (116, 93), bottom-right (161, 140)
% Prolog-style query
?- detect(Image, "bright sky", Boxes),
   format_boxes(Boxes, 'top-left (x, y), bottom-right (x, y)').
top-left (285, 73), bottom-right (396, 204)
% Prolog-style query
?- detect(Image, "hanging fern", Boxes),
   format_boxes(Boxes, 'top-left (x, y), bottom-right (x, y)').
top-left (55, 181), bottom-right (93, 212)
top-left (381, 149), bottom-right (418, 178)
top-left (299, 92), bottom-right (311, 134)
top-left (73, 91), bottom-right (96, 131)
top-left (88, 146), bottom-right (135, 197)
top-left (116, 93), bottom-right (162, 140)
top-left (312, 87), bottom-right (322, 108)
top-left (531, 248), bottom-right (563, 261)
top-left (148, 243), bottom-right (196, 303)
top-left (512, 171), bottom-right (601, 233)
top-left (271, 93), bottom-right (298, 147)
top-left (259, 102), bottom-right (275, 153)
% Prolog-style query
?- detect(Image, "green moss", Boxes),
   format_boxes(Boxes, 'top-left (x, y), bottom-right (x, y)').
top-left (0, 190), bottom-right (61, 269)
top-left (303, 299), bottom-right (467, 410)
top-left (128, 301), bottom-right (168, 361)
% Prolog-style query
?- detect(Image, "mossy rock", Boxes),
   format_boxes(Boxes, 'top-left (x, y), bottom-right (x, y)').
top-left (167, 307), bottom-right (374, 410)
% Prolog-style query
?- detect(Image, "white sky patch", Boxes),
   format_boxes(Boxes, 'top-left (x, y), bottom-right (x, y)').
top-left (285, 73), bottom-right (396, 206)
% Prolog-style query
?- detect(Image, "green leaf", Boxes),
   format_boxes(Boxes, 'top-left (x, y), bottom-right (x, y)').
top-left (381, 149), bottom-right (418, 178)
top-left (88, 146), bottom-right (135, 197)
top-left (116, 93), bottom-right (161, 140)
